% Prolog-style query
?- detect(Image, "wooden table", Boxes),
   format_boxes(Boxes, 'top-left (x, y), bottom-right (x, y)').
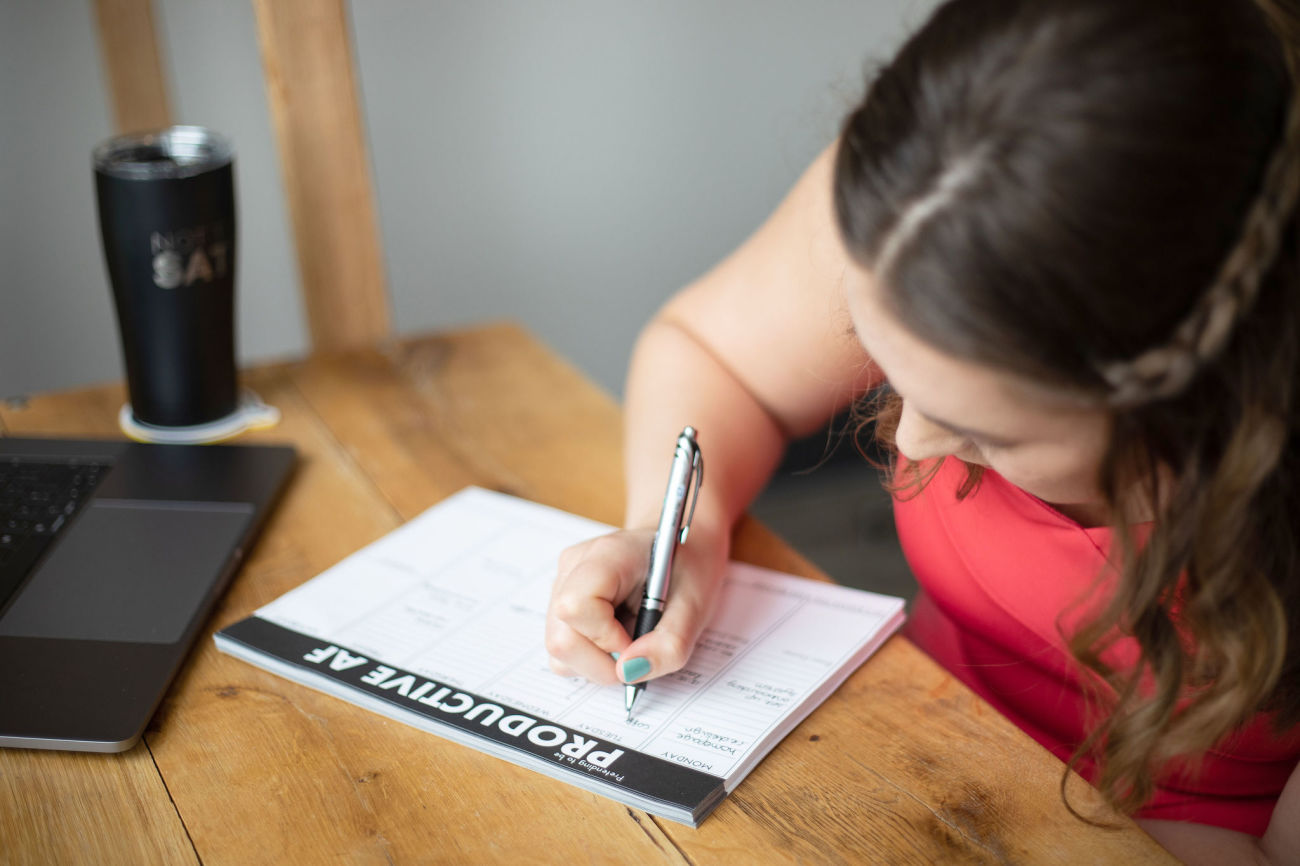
top-left (0, 324), bottom-right (1174, 864)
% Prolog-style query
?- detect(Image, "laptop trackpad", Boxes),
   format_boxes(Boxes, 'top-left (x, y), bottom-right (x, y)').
top-left (0, 501), bottom-right (253, 644)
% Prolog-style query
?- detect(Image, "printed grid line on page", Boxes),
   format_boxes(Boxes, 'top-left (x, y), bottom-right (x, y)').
top-left (363, 507), bottom-right (598, 698)
top-left (299, 498), bottom-right (515, 637)
top-left (636, 605), bottom-right (892, 775)
top-left (322, 495), bottom-right (584, 656)
top-left (628, 583), bottom-right (809, 754)
top-left (479, 648), bottom-right (603, 716)
top-left (380, 522), bottom-right (553, 674)
top-left (336, 562), bottom-right (526, 674)
top-left (321, 535), bottom-right (503, 647)
top-left (405, 596), bottom-right (544, 687)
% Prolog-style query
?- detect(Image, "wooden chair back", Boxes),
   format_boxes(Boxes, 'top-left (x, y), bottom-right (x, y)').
top-left (92, 0), bottom-right (391, 351)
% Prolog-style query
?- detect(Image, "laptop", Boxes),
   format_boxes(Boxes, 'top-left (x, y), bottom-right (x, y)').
top-left (0, 436), bottom-right (295, 752)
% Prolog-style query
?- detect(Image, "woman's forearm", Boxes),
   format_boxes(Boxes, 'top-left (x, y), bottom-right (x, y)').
top-left (621, 315), bottom-right (789, 545)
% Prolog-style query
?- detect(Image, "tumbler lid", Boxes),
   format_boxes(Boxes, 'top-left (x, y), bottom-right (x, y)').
top-left (93, 126), bottom-right (234, 180)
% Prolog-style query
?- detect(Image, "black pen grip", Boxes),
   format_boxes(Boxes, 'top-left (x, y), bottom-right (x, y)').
top-left (632, 605), bottom-right (664, 640)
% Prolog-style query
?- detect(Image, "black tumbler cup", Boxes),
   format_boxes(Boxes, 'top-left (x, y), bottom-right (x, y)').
top-left (93, 126), bottom-right (238, 429)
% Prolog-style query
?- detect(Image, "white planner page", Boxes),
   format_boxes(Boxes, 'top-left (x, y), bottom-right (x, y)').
top-left (257, 487), bottom-right (904, 780)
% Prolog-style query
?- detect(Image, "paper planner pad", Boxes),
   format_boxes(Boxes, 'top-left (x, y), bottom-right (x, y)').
top-left (215, 487), bottom-right (905, 826)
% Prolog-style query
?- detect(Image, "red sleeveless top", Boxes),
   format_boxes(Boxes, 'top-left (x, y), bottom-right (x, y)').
top-left (893, 456), bottom-right (1300, 835)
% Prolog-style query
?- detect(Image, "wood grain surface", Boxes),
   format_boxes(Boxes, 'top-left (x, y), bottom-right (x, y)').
top-left (250, 0), bottom-right (391, 350)
top-left (0, 324), bottom-right (1176, 864)
top-left (91, 0), bottom-right (173, 135)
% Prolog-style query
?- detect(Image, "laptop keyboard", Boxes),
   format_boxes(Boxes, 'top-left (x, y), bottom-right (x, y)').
top-left (0, 458), bottom-right (110, 613)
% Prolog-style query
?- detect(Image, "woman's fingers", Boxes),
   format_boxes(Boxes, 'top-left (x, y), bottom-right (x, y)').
top-left (545, 620), bottom-right (621, 684)
top-left (614, 552), bottom-right (722, 685)
top-left (545, 530), bottom-right (651, 682)
top-left (546, 526), bottom-right (727, 688)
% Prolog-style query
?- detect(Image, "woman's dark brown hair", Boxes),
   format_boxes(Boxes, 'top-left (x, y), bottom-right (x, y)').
top-left (833, 0), bottom-right (1300, 814)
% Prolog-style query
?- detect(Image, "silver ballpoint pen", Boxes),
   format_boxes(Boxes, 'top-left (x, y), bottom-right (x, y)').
top-left (625, 426), bottom-right (703, 721)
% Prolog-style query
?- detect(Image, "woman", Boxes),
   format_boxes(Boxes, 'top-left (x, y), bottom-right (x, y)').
top-left (545, 0), bottom-right (1300, 861)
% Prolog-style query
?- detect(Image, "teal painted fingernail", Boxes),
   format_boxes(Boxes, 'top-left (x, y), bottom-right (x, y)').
top-left (621, 657), bottom-right (651, 682)
top-left (610, 651), bottom-right (620, 660)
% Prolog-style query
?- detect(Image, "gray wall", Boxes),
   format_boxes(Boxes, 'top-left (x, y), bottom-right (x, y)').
top-left (1, 1), bottom-right (118, 397)
top-left (0, 0), bottom-right (306, 399)
top-left (1, 1), bottom-right (938, 401)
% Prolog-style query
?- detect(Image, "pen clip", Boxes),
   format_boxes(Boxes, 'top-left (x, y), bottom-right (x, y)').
top-left (678, 434), bottom-right (703, 545)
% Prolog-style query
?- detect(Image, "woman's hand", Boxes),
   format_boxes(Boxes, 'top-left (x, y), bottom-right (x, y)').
top-left (545, 524), bottom-right (728, 687)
